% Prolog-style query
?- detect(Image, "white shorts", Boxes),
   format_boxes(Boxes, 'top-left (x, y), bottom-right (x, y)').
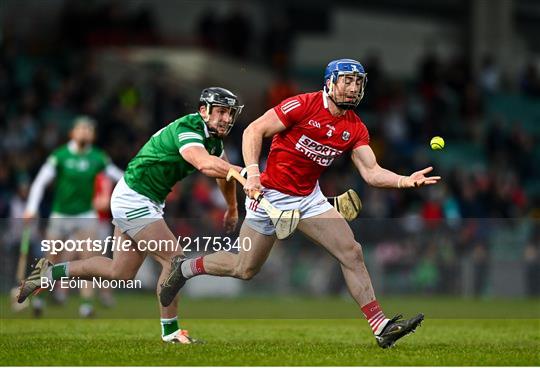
top-left (47, 210), bottom-right (97, 239)
top-left (111, 177), bottom-right (165, 237)
top-left (245, 183), bottom-right (333, 236)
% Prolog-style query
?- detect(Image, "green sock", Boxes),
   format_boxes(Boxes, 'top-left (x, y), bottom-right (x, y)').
top-left (52, 263), bottom-right (69, 280)
top-left (81, 297), bottom-right (93, 307)
top-left (161, 317), bottom-right (179, 336)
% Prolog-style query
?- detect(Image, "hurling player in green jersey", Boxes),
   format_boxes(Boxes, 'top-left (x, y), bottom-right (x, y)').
top-left (23, 116), bottom-right (124, 317)
top-left (19, 87), bottom-right (244, 344)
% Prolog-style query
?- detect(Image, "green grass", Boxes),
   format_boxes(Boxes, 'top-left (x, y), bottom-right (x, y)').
top-left (1, 294), bottom-right (539, 366)
top-left (3, 293), bottom-right (539, 319)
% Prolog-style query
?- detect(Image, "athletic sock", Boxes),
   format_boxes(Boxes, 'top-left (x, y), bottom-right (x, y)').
top-left (180, 256), bottom-right (206, 279)
top-left (51, 262), bottom-right (69, 280)
top-left (80, 297), bottom-right (93, 307)
top-left (79, 297), bottom-right (94, 318)
top-left (161, 316), bottom-right (180, 337)
top-left (361, 300), bottom-right (390, 336)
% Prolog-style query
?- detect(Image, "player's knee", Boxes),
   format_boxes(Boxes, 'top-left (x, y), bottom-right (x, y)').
top-left (342, 242), bottom-right (365, 267)
top-left (110, 268), bottom-right (136, 281)
top-left (234, 265), bottom-right (259, 280)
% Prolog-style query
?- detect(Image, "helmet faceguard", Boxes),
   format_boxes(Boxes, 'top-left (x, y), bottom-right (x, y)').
top-left (323, 59), bottom-right (367, 110)
top-left (199, 87), bottom-right (244, 136)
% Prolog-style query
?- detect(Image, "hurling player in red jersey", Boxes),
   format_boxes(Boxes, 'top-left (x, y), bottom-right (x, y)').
top-left (161, 59), bottom-right (441, 348)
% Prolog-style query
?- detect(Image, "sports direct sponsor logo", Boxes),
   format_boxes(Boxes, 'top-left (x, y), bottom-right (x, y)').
top-left (295, 135), bottom-right (342, 166)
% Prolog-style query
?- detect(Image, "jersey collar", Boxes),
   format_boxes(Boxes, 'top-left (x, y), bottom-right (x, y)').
top-left (322, 90), bottom-right (330, 110)
top-left (67, 140), bottom-right (91, 154)
top-left (322, 90), bottom-right (348, 119)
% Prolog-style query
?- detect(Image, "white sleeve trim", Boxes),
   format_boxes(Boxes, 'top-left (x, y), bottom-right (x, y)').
top-left (105, 163), bottom-right (124, 182)
top-left (25, 161), bottom-right (56, 215)
top-left (178, 142), bottom-right (205, 154)
top-left (178, 133), bottom-right (204, 142)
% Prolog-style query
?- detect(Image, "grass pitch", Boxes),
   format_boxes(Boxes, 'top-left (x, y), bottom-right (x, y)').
top-left (1, 294), bottom-right (539, 366)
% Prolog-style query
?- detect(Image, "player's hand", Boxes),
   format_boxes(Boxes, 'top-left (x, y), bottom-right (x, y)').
top-left (223, 206), bottom-right (238, 233)
top-left (402, 166), bottom-right (441, 188)
top-left (93, 196), bottom-right (110, 212)
top-left (22, 211), bottom-right (35, 225)
top-left (244, 175), bottom-right (262, 199)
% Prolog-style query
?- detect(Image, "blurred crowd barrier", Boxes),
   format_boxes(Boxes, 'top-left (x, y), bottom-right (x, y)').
top-left (1, 218), bottom-right (538, 298)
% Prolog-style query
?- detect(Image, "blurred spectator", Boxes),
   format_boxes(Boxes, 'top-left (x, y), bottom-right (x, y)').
top-left (222, 6), bottom-right (253, 59)
top-left (59, 0), bottom-right (158, 49)
top-left (265, 69), bottom-right (299, 109)
top-left (460, 82), bottom-right (484, 142)
top-left (361, 52), bottom-right (385, 110)
top-left (472, 242), bottom-right (489, 296)
top-left (524, 226), bottom-right (540, 296)
top-left (479, 55), bottom-right (501, 94)
top-left (197, 8), bottom-right (221, 50)
top-left (412, 242), bottom-right (439, 293)
top-left (519, 62), bottom-right (540, 97)
top-left (263, 12), bottom-right (294, 68)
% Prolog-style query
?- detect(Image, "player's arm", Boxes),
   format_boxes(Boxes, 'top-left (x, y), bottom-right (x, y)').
top-left (104, 162), bottom-right (124, 182)
top-left (216, 152), bottom-right (238, 233)
top-left (100, 151), bottom-right (124, 182)
top-left (242, 108), bottom-right (287, 197)
top-left (93, 173), bottom-right (113, 212)
top-left (180, 146), bottom-right (241, 179)
top-left (24, 158), bottom-right (57, 218)
top-left (216, 152), bottom-right (237, 208)
top-left (351, 146), bottom-right (441, 188)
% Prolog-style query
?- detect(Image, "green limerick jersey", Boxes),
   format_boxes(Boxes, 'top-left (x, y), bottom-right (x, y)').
top-left (49, 145), bottom-right (109, 214)
top-left (124, 113), bottom-right (224, 203)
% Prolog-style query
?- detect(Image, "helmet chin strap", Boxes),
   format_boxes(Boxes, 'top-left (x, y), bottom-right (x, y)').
top-left (327, 81), bottom-right (356, 111)
top-left (202, 103), bottom-right (219, 136)
top-left (207, 126), bottom-right (219, 136)
top-left (335, 100), bottom-right (357, 110)
top-left (327, 93), bottom-right (342, 109)
top-left (326, 79), bottom-right (340, 108)
top-left (206, 123), bottom-right (220, 136)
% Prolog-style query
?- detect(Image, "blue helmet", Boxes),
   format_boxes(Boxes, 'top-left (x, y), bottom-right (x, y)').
top-left (323, 58), bottom-right (367, 109)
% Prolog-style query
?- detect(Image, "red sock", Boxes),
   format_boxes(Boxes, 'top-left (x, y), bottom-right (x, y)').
top-left (180, 256), bottom-right (206, 278)
top-left (361, 300), bottom-right (390, 335)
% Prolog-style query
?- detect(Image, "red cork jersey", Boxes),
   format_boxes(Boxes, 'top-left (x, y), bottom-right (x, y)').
top-left (261, 91), bottom-right (370, 196)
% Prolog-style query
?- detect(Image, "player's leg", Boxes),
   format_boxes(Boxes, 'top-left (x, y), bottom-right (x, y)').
top-left (65, 226), bottom-right (145, 280)
top-left (129, 219), bottom-right (181, 318)
top-left (129, 219), bottom-right (200, 344)
top-left (200, 222), bottom-right (276, 279)
top-left (44, 217), bottom-right (69, 305)
top-left (17, 226), bottom-right (145, 303)
top-left (297, 207), bottom-right (423, 348)
top-left (159, 206), bottom-right (277, 307)
top-left (106, 176), bottom-right (197, 343)
top-left (20, 219), bottom-right (63, 315)
top-left (72, 219), bottom-right (99, 318)
top-left (200, 193), bottom-right (278, 279)
top-left (298, 208), bottom-right (375, 305)
top-left (96, 219), bottom-right (115, 308)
